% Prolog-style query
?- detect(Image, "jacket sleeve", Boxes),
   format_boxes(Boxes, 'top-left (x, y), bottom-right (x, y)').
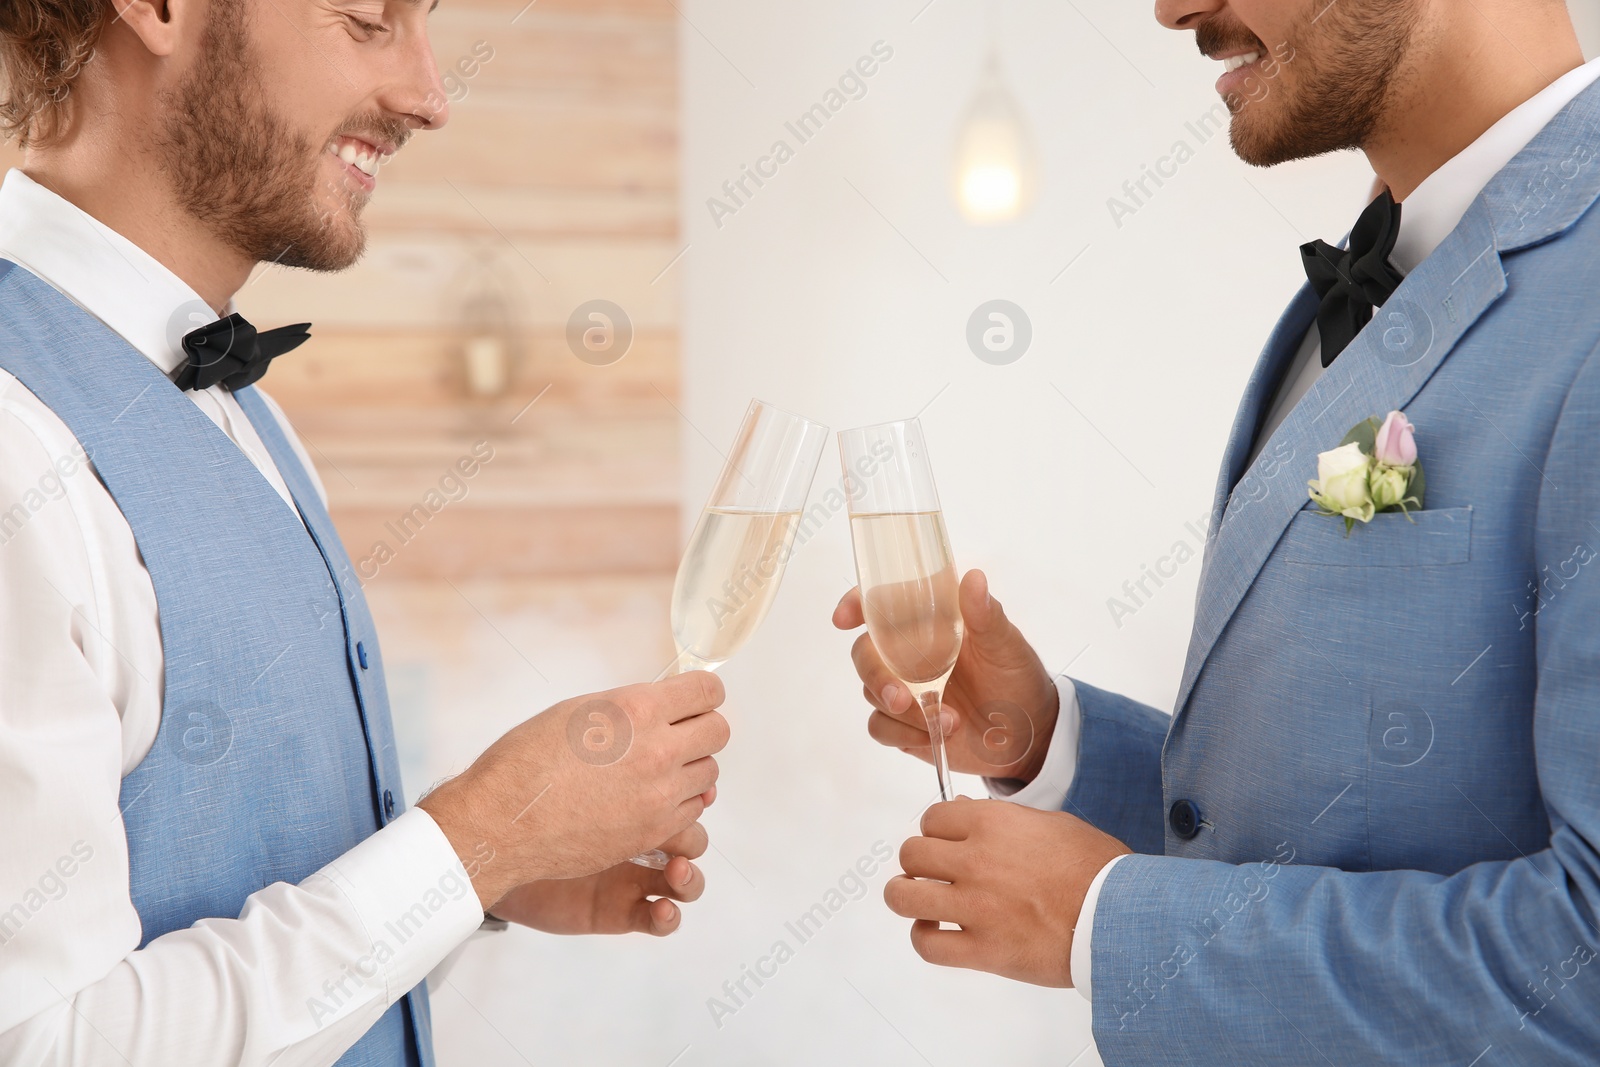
top-left (1061, 680), bottom-right (1169, 855)
top-left (1084, 345), bottom-right (1600, 1066)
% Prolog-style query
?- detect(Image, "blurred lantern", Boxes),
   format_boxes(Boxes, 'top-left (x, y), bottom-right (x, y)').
top-left (953, 50), bottom-right (1038, 224)
top-left (462, 333), bottom-right (509, 397)
top-left (457, 247), bottom-right (517, 398)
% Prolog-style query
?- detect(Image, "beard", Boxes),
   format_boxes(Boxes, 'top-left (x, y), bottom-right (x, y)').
top-left (1202, 0), bottom-right (1425, 168)
top-left (153, 0), bottom-right (398, 272)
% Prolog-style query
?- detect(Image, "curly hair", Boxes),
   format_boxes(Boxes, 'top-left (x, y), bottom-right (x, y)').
top-left (0, 0), bottom-right (109, 145)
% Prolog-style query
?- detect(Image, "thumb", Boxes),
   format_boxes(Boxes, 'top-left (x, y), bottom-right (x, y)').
top-left (958, 569), bottom-right (1034, 668)
top-left (832, 586), bottom-right (864, 630)
top-left (959, 569), bottom-right (1005, 643)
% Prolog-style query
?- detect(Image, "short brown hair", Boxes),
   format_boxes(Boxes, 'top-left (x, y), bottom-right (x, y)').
top-left (0, 0), bottom-right (109, 145)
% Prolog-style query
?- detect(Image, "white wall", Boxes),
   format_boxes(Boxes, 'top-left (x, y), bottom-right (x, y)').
top-left (1575, 0), bottom-right (1600, 57)
top-left (673, 2), bottom-right (1374, 1065)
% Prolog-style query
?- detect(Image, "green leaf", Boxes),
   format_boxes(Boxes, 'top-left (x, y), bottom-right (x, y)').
top-left (1407, 463), bottom-right (1426, 509)
top-left (1340, 417), bottom-right (1381, 456)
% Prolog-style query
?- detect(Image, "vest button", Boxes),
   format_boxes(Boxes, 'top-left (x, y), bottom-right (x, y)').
top-left (383, 789), bottom-right (395, 819)
top-left (1169, 799), bottom-right (1202, 840)
top-left (357, 641), bottom-right (369, 669)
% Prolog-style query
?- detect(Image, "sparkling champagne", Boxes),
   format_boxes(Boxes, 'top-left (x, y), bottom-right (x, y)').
top-left (669, 507), bottom-right (802, 672)
top-left (849, 511), bottom-right (964, 691)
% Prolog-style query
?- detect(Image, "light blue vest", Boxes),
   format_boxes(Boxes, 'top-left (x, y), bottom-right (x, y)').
top-left (0, 261), bottom-right (432, 1066)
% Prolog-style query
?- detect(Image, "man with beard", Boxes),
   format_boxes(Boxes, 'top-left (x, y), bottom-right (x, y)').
top-left (839, 0), bottom-right (1600, 1062)
top-left (0, 1), bottom-right (729, 1064)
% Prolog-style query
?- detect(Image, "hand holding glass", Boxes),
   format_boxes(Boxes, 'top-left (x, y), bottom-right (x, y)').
top-left (840, 419), bottom-right (964, 803)
top-left (629, 400), bottom-right (827, 868)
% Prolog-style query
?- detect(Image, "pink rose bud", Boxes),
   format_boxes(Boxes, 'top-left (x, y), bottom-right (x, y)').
top-left (1374, 410), bottom-right (1417, 467)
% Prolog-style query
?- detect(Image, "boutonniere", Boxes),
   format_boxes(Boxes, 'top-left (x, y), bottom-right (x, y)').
top-left (1307, 410), bottom-right (1426, 534)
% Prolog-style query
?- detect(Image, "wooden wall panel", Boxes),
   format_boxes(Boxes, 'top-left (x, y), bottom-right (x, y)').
top-left (265, 328), bottom-right (680, 406)
top-left (362, 183), bottom-right (676, 239)
top-left (427, 15), bottom-right (676, 102)
top-left (242, 236), bottom-right (681, 330)
top-left (382, 97), bottom-right (675, 190)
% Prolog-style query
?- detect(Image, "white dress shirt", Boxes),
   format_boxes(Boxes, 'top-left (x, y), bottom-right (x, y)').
top-left (991, 55), bottom-right (1600, 1004)
top-left (0, 170), bottom-right (484, 1066)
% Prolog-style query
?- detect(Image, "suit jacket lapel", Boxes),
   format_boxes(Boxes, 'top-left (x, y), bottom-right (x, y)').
top-left (1172, 74), bottom-right (1600, 722)
top-left (1175, 201), bottom-right (1508, 719)
top-left (1201, 283), bottom-right (1318, 554)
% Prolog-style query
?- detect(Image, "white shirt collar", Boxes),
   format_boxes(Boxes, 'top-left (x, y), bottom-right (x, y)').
top-left (1391, 56), bottom-right (1600, 273)
top-left (0, 169), bottom-right (223, 378)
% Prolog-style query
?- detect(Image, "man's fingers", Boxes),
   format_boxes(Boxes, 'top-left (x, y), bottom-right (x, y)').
top-left (844, 601), bottom-right (916, 720)
top-left (883, 874), bottom-right (961, 923)
top-left (833, 586), bottom-right (864, 629)
top-left (657, 821), bottom-right (709, 862)
top-left (664, 855), bottom-right (704, 900)
top-left (852, 634), bottom-right (912, 715)
top-left (642, 855), bottom-right (705, 902)
top-left (898, 835), bottom-right (966, 882)
top-left (909, 918), bottom-right (979, 969)
top-left (650, 670), bottom-right (726, 722)
top-left (674, 793), bottom-right (706, 826)
top-left (636, 896), bottom-right (682, 936)
top-left (615, 853), bottom-right (704, 902)
top-left (678, 755), bottom-right (719, 801)
top-left (919, 798), bottom-right (976, 841)
top-left (675, 708), bottom-right (731, 761)
top-left (868, 709), bottom-right (932, 752)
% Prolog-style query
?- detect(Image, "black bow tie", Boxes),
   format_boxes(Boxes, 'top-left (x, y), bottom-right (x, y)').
top-left (176, 313), bottom-right (311, 392)
top-left (1300, 190), bottom-right (1405, 367)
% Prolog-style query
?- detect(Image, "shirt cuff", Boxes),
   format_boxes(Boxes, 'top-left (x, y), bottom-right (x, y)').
top-left (984, 675), bottom-right (1081, 810)
top-left (315, 807), bottom-right (486, 1010)
top-left (1072, 853), bottom-right (1125, 1002)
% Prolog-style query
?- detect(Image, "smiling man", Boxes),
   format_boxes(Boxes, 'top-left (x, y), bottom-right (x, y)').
top-left (840, 0), bottom-right (1600, 1062)
top-left (0, 1), bottom-right (730, 1065)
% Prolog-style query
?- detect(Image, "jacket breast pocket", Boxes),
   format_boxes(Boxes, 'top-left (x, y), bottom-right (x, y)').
top-left (1278, 505), bottom-right (1473, 567)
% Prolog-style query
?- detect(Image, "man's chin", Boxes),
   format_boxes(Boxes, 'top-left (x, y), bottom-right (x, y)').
top-left (1229, 128), bottom-right (1289, 168)
top-left (262, 220), bottom-right (367, 274)
top-left (1228, 116), bottom-right (1336, 170)
top-left (287, 233), bottom-right (366, 273)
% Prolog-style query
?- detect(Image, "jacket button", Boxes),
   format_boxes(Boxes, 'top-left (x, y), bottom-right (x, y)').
top-left (357, 641), bottom-right (369, 670)
top-left (383, 789), bottom-right (395, 819)
top-left (1169, 799), bottom-right (1201, 840)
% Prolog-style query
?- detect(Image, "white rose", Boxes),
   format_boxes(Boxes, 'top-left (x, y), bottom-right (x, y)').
top-left (1309, 441), bottom-right (1375, 520)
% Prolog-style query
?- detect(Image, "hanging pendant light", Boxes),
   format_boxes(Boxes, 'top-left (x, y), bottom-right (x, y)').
top-left (953, 49), bottom-right (1038, 224)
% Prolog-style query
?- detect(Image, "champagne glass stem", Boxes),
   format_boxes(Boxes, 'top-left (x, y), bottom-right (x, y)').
top-left (918, 688), bottom-right (955, 803)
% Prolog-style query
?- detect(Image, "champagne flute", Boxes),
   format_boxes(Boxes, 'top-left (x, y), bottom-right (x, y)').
top-left (629, 399), bottom-right (828, 868)
top-left (839, 418), bottom-right (963, 804)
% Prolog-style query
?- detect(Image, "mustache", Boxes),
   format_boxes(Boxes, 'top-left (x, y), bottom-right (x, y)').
top-left (332, 112), bottom-right (415, 154)
top-left (1195, 17), bottom-right (1265, 59)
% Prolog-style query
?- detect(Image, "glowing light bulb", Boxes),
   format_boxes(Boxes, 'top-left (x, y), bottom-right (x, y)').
top-left (953, 51), bottom-right (1038, 224)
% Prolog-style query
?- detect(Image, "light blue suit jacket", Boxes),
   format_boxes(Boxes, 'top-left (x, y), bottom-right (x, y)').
top-left (1068, 78), bottom-right (1600, 1064)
